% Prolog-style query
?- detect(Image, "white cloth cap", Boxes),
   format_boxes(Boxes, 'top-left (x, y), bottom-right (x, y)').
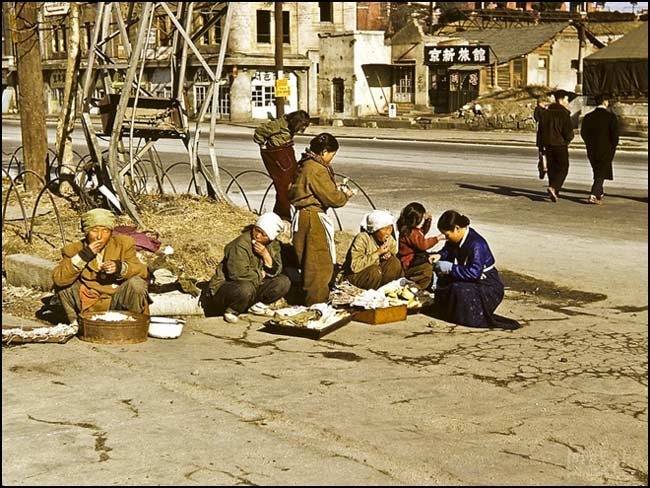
top-left (255, 212), bottom-right (285, 241)
top-left (361, 210), bottom-right (394, 233)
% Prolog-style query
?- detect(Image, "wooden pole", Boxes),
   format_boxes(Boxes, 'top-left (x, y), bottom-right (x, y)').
top-left (55, 1), bottom-right (80, 188)
top-left (12, 2), bottom-right (48, 190)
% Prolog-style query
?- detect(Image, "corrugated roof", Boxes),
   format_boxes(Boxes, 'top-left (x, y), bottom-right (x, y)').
top-left (584, 22), bottom-right (648, 61)
top-left (449, 22), bottom-right (570, 64)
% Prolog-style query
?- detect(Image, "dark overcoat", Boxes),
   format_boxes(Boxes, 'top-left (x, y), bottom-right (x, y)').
top-left (580, 107), bottom-right (619, 180)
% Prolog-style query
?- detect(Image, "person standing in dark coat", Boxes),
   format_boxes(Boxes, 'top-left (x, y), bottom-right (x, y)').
top-left (580, 95), bottom-right (619, 205)
top-left (533, 95), bottom-right (552, 179)
top-left (539, 89), bottom-right (575, 202)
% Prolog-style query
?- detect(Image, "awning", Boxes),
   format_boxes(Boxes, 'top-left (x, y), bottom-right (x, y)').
top-left (447, 64), bottom-right (484, 71)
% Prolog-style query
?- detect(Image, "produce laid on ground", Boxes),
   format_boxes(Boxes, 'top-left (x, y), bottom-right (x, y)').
top-left (266, 303), bottom-right (351, 330)
top-left (332, 279), bottom-right (434, 310)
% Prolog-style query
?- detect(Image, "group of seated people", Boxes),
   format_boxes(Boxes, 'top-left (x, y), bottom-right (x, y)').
top-left (199, 205), bottom-right (520, 330)
top-left (53, 126), bottom-right (520, 332)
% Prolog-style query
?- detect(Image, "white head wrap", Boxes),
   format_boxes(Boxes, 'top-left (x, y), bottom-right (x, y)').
top-left (254, 212), bottom-right (285, 241)
top-left (361, 210), bottom-right (394, 233)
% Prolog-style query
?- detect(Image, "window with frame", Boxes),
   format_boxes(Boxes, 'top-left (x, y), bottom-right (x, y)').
top-left (199, 13), bottom-right (221, 45)
top-left (158, 15), bottom-right (172, 47)
top-left (256, 10), bottom-right (271, 44)
top-left (83, 22), bottom-right (93, 52)
top-left (252, 85), bottom-right (275, 107)
top-left (319, 2), bottom-right (333, 22)
top-left (283, 11), bottom-right (290, 44)
top-left (52, 23), bottom-right (67, 53)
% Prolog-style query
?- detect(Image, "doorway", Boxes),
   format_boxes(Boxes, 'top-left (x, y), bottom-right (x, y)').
top-left (333, 78), bottom-right (344, 113)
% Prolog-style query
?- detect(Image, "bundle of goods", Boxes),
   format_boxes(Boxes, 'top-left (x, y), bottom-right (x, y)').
top-left (340, 279), bottom-right (433, 310)
top-left (269, 303), bottom-right (351, 330)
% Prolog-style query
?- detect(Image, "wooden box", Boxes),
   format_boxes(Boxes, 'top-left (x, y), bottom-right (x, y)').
top-left (353, 305), bottom-right (408, 325)
top-left (261, 314), bottom-right (353, 340)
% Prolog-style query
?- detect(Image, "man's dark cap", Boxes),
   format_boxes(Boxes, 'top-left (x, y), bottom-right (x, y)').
top-left (553, 89), bottom-right (578, 102)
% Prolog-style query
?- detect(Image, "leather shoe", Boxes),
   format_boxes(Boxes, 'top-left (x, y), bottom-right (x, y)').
top-left (585, 195), bottom-right (602, 205)
top-left (547, 187), bottom-right (558, 202)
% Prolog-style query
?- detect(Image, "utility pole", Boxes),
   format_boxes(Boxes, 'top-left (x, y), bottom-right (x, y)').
top-left (274, 1), bottom-right (284, 118)
top-left (55, 1), bottom-right (81, 193)
top-left (429, 2), bottom-right (434, 35)
top-left (12, 2), bottom-right (48, 190)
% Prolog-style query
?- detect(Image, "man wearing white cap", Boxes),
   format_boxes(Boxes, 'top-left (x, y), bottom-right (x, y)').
top-left (342, 210), bottom-right (404, 290)
top-left (202, 212), bottom-right (291, 323)
top-left (52, 208), bottom-right (150, 324)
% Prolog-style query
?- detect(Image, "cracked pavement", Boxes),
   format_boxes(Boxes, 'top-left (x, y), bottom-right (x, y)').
top-left (2, 286), bottom-right (647, 485)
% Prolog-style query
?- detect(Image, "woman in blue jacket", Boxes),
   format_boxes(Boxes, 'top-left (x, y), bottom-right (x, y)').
top-left (432, 210), bottom-right (520, 329)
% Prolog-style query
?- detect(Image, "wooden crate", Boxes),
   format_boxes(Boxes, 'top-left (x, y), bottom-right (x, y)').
top-left (353, 305), bottom-right (408, 325)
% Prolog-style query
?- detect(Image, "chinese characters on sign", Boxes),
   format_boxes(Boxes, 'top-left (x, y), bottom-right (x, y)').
top-left (424, 45), bottom-right (490, 65)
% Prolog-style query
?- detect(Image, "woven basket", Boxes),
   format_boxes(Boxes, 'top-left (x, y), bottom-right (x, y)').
top-left (78, 311), bottom-right (149, 344)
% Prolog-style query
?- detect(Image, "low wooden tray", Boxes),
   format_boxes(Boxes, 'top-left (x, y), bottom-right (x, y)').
top-left (353, 304), bottom-right (408, 325)
top-left (261, 314), bottom-right (354, 340)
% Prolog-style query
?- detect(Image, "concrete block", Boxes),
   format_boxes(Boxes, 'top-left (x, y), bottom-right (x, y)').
top-left (5, 254), bottom-right (56, 291)
top-left (149, 291), bottom-right (204, 316)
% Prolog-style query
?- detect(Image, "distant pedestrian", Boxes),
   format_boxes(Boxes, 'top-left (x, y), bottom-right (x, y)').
top-left (430, 210), bottom-right (520, 330)
top-left (397, 202), bottom-right (445, 291)
top-left (533, 95), bottom-right (552, 179)
top-left (253, 110), bottom-right (311, 220)
top-left (539, 89), bottom-right (575, 202)
top-left (580, 95), bottom-right (619, 205)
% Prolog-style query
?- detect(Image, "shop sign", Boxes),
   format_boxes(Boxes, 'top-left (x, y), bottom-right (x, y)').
top-left (275, 78), bottom-right (290, 98)
top-left (424, 45), bottom-right (490, 65)
top-left (43, 2), bottom-right (70, 16)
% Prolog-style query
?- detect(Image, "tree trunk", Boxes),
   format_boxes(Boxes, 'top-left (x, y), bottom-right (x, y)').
top-left (55, 1), bottom-right (81, 187)
top-left (12, 2), bottom-right (48, 190)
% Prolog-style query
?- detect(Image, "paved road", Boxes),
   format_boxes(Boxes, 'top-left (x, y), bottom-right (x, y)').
top-left (3, 122), bottom-right (648, 307)
top-left (2, 122), bottom-right (648, 486)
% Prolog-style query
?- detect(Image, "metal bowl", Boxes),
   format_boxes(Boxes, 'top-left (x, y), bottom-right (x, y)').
top-left (148, 317), bottom-right (185, 339)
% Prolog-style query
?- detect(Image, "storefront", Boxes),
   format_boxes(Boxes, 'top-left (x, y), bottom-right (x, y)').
top-left (424, 44), bottom-right (490, 113)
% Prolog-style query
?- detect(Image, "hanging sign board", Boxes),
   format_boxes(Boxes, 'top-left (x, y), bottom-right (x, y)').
top-left (424, 45), bottom-right (491, 65)
top-left (275, 78), bottom-right (290, 98)
top-left (43, 2), bottom-right (70, 16)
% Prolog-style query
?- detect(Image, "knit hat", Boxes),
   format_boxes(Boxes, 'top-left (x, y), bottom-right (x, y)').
top-left (254, 212), bottom-right (285, 241)
top-left (361, 210), bottom-right (394, 233)
top-left (81, 208), bottom-right (116, 233)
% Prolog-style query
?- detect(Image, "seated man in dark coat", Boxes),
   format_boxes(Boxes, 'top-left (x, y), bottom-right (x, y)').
top-left (202, 212), bottom-right (291, 323)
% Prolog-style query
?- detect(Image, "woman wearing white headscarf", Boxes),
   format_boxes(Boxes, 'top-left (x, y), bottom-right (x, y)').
top-left (342, 210), bottom-right (404, 290)
top-left (202, 212), bottom-right (291, 323)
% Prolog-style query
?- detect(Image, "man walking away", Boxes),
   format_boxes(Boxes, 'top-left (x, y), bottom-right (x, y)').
top-left (580, 94), bottom-right (619, 205)
top-left (540, 89), bottom-right (575, 202)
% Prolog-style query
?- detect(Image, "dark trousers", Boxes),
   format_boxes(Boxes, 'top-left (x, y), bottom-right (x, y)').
top-left (590, 177), bottom-right (605, 198)
top-left (346, 256), bottom-right (404, 290)
top-left (546, 145), bottom-right (570, 193)
top-left (260, 145), bottom-right (297, 221)
top-left (405, 262), bottom-right (434, 290)
top-left (203, 275), bottom-right (291, 316)
top-left (57, 277), bottom-right (150, 323)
